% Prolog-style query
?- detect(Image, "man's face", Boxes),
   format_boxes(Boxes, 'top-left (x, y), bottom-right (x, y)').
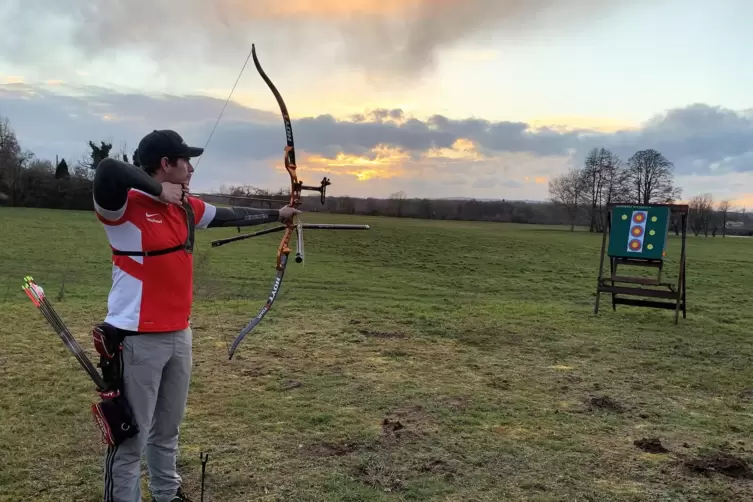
top-left (161, 157), bottom-right (194, 186)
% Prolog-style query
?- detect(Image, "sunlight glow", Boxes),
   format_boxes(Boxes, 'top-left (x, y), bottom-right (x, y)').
top-left (304, 145), bottom-right (409, 181)
top-left (233, 0), bottom-right (421, 17)
top-left (426, 138), bottom-right (482, 160)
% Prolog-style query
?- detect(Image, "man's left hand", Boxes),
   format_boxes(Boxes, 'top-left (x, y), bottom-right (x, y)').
top-left (278, 205), bottom-right (300, 223)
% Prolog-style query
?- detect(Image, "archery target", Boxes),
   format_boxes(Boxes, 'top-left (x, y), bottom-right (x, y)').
top-left (626, 210), bottom-right (648, 253)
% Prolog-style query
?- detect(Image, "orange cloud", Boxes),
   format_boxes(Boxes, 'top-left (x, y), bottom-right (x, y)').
top-left (299, 136), bottom-right (497, 182)
top-left (730, 195), bottom-right (753, 209)
top-left (528, 116), bottom-right (638, 133)
top-left (523, 175), bottom-right (548, 184)
top-left (230, 0), bottom-right (419, 17)
top-left (303, 144), bottom-right (410, 181)
top-left (426, 138), bottom-right (483, 160)
top-left (4, 76), bottom-right (24, 84)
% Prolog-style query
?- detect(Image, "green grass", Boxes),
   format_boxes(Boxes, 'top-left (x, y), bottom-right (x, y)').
top-left (2, 206), bottom-right (753, 501)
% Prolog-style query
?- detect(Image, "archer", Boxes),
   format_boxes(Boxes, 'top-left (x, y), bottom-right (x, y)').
top-left (91, 128), bottom-right (297, 502)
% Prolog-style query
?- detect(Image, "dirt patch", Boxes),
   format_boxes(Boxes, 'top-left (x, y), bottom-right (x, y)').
top-left (634, 437), bottom-right (669, 454)
top-left (353, 461), bottom-right (406, 492)
top-left (241, 367), bottom-right (269, 378)
top-left (380, 405), bottom-right (432, 444)
top-left (683, 453), bottom-right (753, 479)
top-left (280, 379), bottom-right (302, 391)
top-left (301, 441), bottom-right (360, 457)
top-left (445, 396), bottom-right (469, 411)
top-left (420, 457), bottom-right (459, 479)
top-left (738, 388), bottom-right (753, 400)
top-left (382, 418), bottom-right (405, 433)
top-left (588, 395), bottom-right (624, 413)
top-left (359, 329), bottom-right (407, 339)
top-left (489, 377), bottom-right (510, 390)
top-left (265, 348), bottom-right (287, 358)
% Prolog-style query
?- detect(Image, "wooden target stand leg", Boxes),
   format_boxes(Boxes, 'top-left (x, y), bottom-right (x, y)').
top-left (594, 203), bottom-right (688, 324)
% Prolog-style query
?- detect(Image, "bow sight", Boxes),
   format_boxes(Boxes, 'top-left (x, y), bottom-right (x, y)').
top-left (296, 177), bottom-right (331, 205)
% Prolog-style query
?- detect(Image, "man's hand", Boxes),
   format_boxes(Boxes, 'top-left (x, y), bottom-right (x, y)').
top-left (278, 205), bottom-right (300, 223)
top-left (159, 182), bottom-right (186, 205)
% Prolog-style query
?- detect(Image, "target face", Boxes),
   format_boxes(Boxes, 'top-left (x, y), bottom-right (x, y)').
top-left (608, 205), bottom-right (671, 260)
top-left (626, 210), bottom-right (648, 253)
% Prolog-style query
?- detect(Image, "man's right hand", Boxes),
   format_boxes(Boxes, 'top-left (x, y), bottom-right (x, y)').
top-left (159, 182), bottom-right (185, 205)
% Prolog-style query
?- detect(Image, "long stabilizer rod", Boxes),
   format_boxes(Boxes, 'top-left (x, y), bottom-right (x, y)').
top-left (211, 223), bottom-right (370, 248)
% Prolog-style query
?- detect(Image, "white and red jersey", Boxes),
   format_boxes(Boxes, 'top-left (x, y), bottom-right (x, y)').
top-left (94, 189), bottom-right (216, 332)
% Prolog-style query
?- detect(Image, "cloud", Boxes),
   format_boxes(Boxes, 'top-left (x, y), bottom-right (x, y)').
top-left (0, 0), bottom-right (640, 79)
top-left (1, 83), bottom-right (753, 201)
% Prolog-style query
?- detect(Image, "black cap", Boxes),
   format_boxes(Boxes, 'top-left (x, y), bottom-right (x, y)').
top-left (134, 129), bottom-right (203, 169)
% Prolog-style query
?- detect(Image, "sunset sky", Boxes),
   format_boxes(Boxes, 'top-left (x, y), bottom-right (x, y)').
top-left (1, 0), bottom-right (752, 207)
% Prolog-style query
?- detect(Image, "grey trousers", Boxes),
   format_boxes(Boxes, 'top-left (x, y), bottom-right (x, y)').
top-left (103, 327), bottom-right (193, 502)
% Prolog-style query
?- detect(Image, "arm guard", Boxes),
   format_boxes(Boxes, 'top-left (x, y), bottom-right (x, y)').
top-left (207, 206), bottom-right (280, 228)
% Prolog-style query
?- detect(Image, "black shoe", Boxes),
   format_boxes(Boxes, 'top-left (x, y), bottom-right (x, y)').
top-left (153, 487), bottom-right (192, 502)
top-left (172, 488), bottom-right (192, 502)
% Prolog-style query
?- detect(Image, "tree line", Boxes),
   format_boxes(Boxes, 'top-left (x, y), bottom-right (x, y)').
top-left (1, 113), bottom-right (751, 236)
top-left (0, 114), bottom-right (129, 210)
top-left (546, 147), bottom-right (749, 236)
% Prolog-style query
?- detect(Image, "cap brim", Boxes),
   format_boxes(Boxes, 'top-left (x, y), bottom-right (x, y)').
top-left (184, 146), bottom-right (204, 157)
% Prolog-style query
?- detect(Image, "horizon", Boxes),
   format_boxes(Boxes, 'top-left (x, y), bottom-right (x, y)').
top-left (1, 0), bottom-right (752, 208)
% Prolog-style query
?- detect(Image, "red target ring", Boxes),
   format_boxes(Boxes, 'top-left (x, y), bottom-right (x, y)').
top-left (629, 239), bottom-right (642, 250)
top-left (632, 212), bottom-right (646, 223)
top-left (631, 226), bottom-right (644, 237)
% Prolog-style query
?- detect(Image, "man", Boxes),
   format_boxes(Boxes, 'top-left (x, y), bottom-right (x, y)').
top-left (92, 129), bottom-right (298, 502)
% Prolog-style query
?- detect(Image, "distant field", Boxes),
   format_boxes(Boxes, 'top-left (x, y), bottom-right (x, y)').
top-left (1, 206), bottom-right (753, 501)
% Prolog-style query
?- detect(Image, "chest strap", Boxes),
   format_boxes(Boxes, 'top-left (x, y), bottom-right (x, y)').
top-left (112, 200), bottom-right (196, 257)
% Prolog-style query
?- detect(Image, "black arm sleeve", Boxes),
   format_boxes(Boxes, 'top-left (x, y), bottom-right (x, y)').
top-left (93, 158), bottom-right (163, 212)
top-left (207, 206), bottom-right (280, 228)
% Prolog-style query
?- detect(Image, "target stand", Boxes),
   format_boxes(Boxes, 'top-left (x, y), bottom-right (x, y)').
top-left (594, 203), bottom-right (688, 323)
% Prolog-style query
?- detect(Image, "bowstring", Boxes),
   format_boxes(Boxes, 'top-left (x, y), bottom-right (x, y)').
top-left (194, 44), bottom-right (254, 170)
top-left (197, 43), bottom-right (254, 355)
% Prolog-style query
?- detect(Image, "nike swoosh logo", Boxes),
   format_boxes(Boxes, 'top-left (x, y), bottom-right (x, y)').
top-left (146, 213), bottom-right (159, 217)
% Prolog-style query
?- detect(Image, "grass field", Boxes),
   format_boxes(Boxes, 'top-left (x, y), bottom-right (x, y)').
top-left (2, 206), bottom-right (753, 501)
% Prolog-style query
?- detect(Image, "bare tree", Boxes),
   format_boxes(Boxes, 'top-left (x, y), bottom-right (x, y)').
top-left (578, 148), bottom-right (628, 232)
top-left (580, 148), bottom-right (604, 232)
top-left (549, 167), bottom-right (585, 231)
top-left (626, 149), bottom-right (681, 204)
top-left (0, 115), bottom-right (23, 204)
top-left (718, 200), bottom-right (730, 237)
top-left (689, 193), bottom-right (714, 236)
top-left (114, 141), bottom-right (130, 164)
top-left (390, 190), bottom-right (407, 217)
